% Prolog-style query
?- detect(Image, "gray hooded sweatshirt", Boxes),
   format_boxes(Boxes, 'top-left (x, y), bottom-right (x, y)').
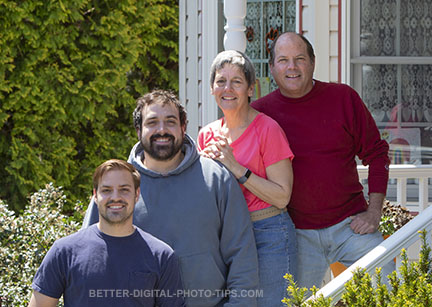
top-left (82, 135), bottom-right (258, 306)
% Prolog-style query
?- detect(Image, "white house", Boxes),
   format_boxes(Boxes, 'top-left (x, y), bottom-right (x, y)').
top-left (179, 0), bottom-right (432, 172)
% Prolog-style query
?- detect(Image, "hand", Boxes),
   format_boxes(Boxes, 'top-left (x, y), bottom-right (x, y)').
top-left (350, 206), bottom-right (381, 234)
top-left (200, 137), bottom-right (244, 178)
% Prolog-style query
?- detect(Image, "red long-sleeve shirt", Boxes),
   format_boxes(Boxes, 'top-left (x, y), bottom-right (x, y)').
top-left (251, 80), bottom-right (389, 229)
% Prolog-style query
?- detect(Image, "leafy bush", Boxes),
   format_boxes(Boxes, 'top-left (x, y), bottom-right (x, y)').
top-left (283, 230), bottom-right (432, 306)
top-left (0, 0), bottom-right (178, 211)
top-left (0, 183), bottom-right (83, 306)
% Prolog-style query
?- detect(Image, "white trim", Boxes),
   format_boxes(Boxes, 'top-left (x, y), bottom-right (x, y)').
top-left (351, 56), bottom-right (432, 65)
top-left (202, 0), bottom-right (220, 129)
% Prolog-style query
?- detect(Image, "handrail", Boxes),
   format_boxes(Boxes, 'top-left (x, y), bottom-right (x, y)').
top-left (307, 205), bottom-right (432, 303)
top-left (358, 164), bottom-right (432, 210)
top-left (357, 164), bottom-right (432, 179)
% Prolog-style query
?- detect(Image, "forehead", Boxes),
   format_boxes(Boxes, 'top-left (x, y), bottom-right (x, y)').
top-left (216, 63), bottom-right (245, 77)
top-left (141, 102), bottom-right (180, 120)
top-left (98, 169), bottom-right (133, 187)
top-left (275, 34), bottom-right (308, 57)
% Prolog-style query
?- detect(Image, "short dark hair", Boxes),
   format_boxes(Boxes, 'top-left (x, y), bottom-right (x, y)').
top-left (133, 90), bottom-right (187, 132)
top-left (209, 50), bottom-right (256, 88)
top-left (93, 159), bottom-right (140, 191)
top-left (269, 32), bottom-right (315, 65)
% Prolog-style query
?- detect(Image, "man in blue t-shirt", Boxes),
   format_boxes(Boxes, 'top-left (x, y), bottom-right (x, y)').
top-left (29, 159), bottom-right (185, 307)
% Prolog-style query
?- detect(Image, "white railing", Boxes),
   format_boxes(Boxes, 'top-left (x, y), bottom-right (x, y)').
top-left (357, 164), bottom-right (431, 211)
top-left (308, 164), bottom-right (432, 304)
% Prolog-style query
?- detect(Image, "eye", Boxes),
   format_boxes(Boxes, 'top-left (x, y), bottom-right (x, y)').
top-left (145, 120), bottom-right (157, 127)
top-left (166, 119), bottom-right (177, 126)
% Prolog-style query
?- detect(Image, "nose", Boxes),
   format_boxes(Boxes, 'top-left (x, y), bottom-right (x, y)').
top-left (111, 188), bottom-right (122, 200)
top-left (224, 81), bottom-right (234, 90)
top-left (156, 122), bottom-right (168, 133)
top-left (286, 59), bottom-right (297, 69)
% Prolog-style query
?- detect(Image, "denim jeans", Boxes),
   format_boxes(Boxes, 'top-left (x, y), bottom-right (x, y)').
top-left (295, 217), bottom-right (395, 292)
top-left (253, 210), bottom-right (297, 307)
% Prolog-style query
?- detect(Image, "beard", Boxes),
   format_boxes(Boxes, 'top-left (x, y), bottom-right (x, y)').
top-left (141, 133), bottom-right (184, 161)
top-left (98, 200), bottom-right (133, 225)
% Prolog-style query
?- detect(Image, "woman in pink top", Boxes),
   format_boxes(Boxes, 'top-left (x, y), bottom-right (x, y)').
top-left (197, 50), bottom-right (296, 307)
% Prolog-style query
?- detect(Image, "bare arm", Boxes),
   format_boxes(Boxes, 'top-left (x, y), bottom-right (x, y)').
top-left (202, 139), bottom-right (293, 209)
top-left (350, 192), bottom-right (384, 234)
top-left (29, 291), bottom-right (59, 307)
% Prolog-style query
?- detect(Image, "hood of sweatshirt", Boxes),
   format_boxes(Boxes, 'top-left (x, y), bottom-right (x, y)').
top-left (128, 134), bottom-right (200, 178)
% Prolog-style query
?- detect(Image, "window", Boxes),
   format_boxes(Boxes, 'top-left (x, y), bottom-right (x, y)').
top-left (351, 0), bottom-right (432, 164)
top-left (244, 0), bottom-right (296, 98)
top-left (351, 0), bottom-right (432, 166)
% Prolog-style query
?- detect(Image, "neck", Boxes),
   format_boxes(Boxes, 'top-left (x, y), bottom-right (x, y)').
top-left (221, 106), bottom-right (258, 143)
top-left (97, 220), bottom-right (135, 237)
top-left (143, 150), bottom-right (184, 174)
top-left (223, 105), bottom-right (257, 130)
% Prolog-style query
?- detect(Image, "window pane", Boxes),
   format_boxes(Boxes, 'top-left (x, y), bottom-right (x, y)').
top-left (360, 0), bottom-right (397, 56)
top-left (401, 65), bottom-right (432, 123)
top-left (361, 64), bottom-right (397, 123)
top-left (400, 1), bottom-right (432, 56)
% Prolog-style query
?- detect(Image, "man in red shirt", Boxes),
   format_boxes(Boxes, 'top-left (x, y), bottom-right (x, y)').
top-left (251, 32), bottom-right (394, 290)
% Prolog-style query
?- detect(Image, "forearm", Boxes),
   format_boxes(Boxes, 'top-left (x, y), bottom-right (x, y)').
top-left (368, 192), bottom-right (385, 216)
top-left (231, 160), bottom-right (293, 209)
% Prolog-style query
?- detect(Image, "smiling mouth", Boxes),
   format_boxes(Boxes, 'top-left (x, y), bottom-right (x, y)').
top-left (286, 74), bottom-right (300, 78)
top-left (222, 96), bottom-right (237, 101)
top-left (151, 134), bottom-right (174, 145)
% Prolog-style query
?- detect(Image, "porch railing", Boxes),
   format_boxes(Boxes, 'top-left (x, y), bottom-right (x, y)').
top-left (307, 164), bottom-right (432, 304)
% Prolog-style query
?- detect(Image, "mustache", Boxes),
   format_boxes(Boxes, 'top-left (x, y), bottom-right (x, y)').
top-left (106, 200), bottom-right (128, 206)
top-left (150, 134), bottom-right (174, 142)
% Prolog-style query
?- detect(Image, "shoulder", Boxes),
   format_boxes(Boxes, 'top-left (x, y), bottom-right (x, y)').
top-left (197, 119), bottom-right (222, 148)
top-left (51, 226), bottom-right (95, 249)
top-left (254, 113), bottom-right (283, 130)
top-left (318, 81), bottom-right (359, 97)
top-left (251, 90), bottom-right (279, 110)
top-left (135, 227), bottom-right (174, 254)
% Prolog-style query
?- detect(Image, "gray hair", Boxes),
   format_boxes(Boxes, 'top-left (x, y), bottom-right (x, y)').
top-left (210, 50), bottom-right (256, 88)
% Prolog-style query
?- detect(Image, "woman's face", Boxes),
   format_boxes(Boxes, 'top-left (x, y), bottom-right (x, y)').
top-left (211, 64), bottom-right (254, 112)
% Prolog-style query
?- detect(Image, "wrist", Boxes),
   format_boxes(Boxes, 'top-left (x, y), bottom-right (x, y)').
top-left (237, 168), bottom-right (252, 184)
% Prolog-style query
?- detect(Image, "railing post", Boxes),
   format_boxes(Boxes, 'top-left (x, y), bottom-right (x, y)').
top-left (223, 0), bottom-right (247, 52)
top-left (419, 178), bottom-right (429, 211)
top-left (396, 178), bottom-right (407, 206)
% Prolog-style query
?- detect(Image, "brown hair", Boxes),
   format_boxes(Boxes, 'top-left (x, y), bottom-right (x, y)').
top-left (133, 89), bottom-right (187, 132)
top-left (93, 159), bottom-right (140, 191)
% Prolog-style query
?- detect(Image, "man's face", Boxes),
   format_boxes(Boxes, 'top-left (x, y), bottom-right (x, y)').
top-left (139, 102), bottom-right (185, 161)
top-left (270, 33), bottom-right (315, 98)
top-left (95, 169), bottom-right (139, 226)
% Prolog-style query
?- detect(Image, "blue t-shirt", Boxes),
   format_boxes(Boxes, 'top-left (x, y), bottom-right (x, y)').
top-left (32, 224), bottom-right (185, 306)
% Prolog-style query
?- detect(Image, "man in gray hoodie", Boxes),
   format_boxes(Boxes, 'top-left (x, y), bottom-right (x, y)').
top-left (83, 90), bottom-right (259, 307)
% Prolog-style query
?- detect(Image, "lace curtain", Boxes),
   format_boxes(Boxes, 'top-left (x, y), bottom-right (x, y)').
top-left (360, 0), bottom-right (432, 124)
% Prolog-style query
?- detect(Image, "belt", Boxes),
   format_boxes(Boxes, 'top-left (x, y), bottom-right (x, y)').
top-left (250, 206), bottom-right (287, 222)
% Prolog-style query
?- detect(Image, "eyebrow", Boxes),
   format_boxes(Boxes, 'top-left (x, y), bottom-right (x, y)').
top-left (145, 115), bottom-right (179, 121)
top-left (100, 184), bottom-right (132, 188)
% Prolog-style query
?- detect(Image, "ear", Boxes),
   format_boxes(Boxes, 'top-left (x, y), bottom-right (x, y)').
top-left (136, 127), bottom-right (141, 140)
top-left (210, 86), bottom-right (215, 95)
top-left (248, 84), bottom-right (255, 98)
top-left (93, 188), bottom-right (98, 202)
top-left (135, 187), bottom-right (140, 203)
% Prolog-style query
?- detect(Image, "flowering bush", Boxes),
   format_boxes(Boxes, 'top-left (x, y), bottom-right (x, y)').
top-left (283, 230), bottom-right (432, 306)
top-left (0, 183), bottom-right (83, 306)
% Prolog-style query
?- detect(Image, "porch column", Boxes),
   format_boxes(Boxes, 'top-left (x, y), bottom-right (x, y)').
top-left (223, 0), bottom-right (247, 52)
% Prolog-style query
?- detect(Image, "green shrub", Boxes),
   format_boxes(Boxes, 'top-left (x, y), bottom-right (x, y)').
top-left (283, 230), bottom-right (432, 306)
top-left (0, 183), bottom-right (83, 306)
top-left (0, 0), bottom-right (178, 211)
